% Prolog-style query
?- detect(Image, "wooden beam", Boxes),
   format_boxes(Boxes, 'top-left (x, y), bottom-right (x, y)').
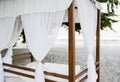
top-left (96, 10), bottom-right (101, 82)
top-left (44, 71), bottom-right (69, 79)
top-left (3, 63), bottom-right (35, 72)
top-left (68, 0), bottom-right (75, 82)
top-left (75, 61), bottom-right (100, 79)
top-left (79, 67), bottom-right (100, 82)
top-left (4, 69), bottom-right (34, 78)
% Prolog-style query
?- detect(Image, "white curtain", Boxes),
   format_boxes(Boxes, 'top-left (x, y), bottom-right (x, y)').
top-left (3, 16), bottom-right (23, 66)
top-left (0, 17), bottom-right (16, 82)
top-left (77, 0), bottom-right (98, 82)
top-left (0, 0), bottom-right (72, 18)
top-left (21, 11), bottom-right (65, 82)
top-left (0, 53), bottom-right (4, 82)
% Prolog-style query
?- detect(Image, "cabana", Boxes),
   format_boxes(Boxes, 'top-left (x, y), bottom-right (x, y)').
top-left (0, 0), bottom-right (102, 82)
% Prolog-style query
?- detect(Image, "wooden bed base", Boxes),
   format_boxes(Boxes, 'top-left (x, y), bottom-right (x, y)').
top-left (3, 62), bottom-right (99, 82)
top-left (3, 0), bottom-right (101, 82)
top-left (3, 52), bottom-right (100, 82)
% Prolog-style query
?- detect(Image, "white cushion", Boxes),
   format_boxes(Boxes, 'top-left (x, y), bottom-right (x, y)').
top-left (25, 62), bottom-right (81, 75)
top-left (25, 62), bottom-right (81, 82)
top-left (5, 76), bottom-right (25, 82)
top-left (44, 62), bottom-right (81, 75)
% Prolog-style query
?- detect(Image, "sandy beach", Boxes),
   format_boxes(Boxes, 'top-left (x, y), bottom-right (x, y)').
top-left (13, 40), bottom-right (120, 82)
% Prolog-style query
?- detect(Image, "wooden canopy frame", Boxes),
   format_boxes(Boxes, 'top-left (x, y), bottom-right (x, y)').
top-left (68, 1), bottom-right (100, 82)
top-left (3, 0), bottom-right (101, 82)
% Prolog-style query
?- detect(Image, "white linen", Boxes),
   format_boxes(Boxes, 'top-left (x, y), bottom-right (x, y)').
top-left (3, 16), bottom-right (23, 66)
top-left (0, 17), bottom-right (16, 82)
top-left (5, 76), bottom-right (25, 82)
top-left (21, 11), bottom-right (65, 82)
top-left (77, 0), bottom-right (98, 82)
top-left (0, 0), bottom-right (72, 18)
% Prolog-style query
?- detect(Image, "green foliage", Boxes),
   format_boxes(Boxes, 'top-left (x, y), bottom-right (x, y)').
top-left (62, 22), bottom-right (81, 33)
top-left (101, 12), bottom-right (118, 31)
top-left (99, 0), bottom-right (119, 30)
top-left (101, 0), bottom-right (119, 13)
top-left (98, 0), bottom-right (109, 3)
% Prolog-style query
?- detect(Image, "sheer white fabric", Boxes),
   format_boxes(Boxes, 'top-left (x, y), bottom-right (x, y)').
top-left (0, 53), bottom-right (4, 82)
top-left (3, 48), bottom-right (13, 69)
top-left (63, 9), bottom-right (80, 23)
top-left (90, 0), bottom-right (103, 10)
top-left (0, 17), bottom-right (16, 82)
top-left (3, 16), bottom-right (23, 66)
top-left (77, 0), bottom-right (98, 82)
top-left (0, 0), bottom-right (72, 18)
top-left (21, 11), bottom-right (65, 82)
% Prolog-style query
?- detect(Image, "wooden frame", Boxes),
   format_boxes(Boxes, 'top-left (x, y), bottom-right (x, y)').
top-left (3, 54), bottom-right (100, 82)
top-left (3, 1), bottom-right (101, 82)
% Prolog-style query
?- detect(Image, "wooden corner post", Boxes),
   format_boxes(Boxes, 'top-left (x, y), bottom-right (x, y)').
top-left (96, 10), bottom-right (101, 82)
top-left (68, 0), bottom-right (75, 82)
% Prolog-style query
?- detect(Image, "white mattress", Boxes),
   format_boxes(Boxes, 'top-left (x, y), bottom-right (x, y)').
top-left (5, 62), bottom-right (81, 82)
top-left (5, 76), bottom-right (26, 82)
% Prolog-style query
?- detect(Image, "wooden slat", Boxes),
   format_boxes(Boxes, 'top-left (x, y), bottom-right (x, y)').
top-left (12, 52), bottom-right (31, 58)
top-left (3, 63), bottom-right (35, 72)
top-left (13, 57), bottom-right (31, 63)
top-left (75, 61), bottom-right (99, 79)
top-left (68, 0), bottom-right (75, 82)
top-left (79, 67), bottom-right (100, 82)
top-left (12, 52), bottom-right (32, 64)
top-left (75, 69), bottom-right (88, 79)
top-left (79, 76), bottom-right (87, 82)
top-left (4, 69), bottom-right (34, 78)
top-left (44, 71), bottom-right (69, 79)
top-left (45, 79), bottom-right (56, 82)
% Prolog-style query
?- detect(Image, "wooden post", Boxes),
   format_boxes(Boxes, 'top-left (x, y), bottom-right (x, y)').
top-left (96, 10), bottom-right (101, 82)
top-left (68, 0), bottom-right (75, 82)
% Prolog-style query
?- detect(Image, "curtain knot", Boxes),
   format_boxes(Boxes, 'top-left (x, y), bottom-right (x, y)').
top-left (0, 53), bottom-right (4, 82)
top-left (87, 53), bottom-right (97, 82)
top-left (35, 61), bottom-right (45, 82)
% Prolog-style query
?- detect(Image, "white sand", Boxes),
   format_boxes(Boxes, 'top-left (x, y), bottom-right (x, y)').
top-left (13, 40), bottom-right (120, 82)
